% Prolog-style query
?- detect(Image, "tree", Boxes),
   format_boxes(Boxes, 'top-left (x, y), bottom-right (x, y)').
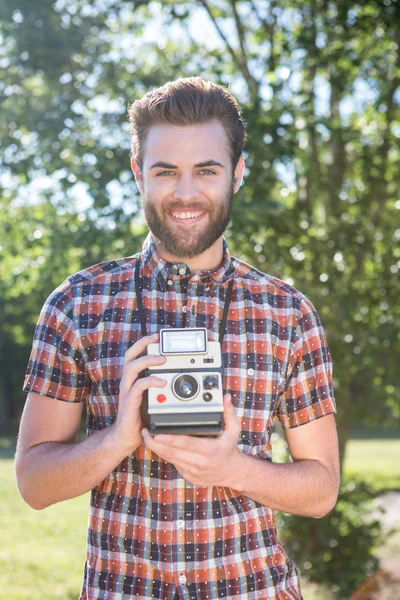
top-left (1, 0), bottom-right (399, 463)
top-left (186, 0), bottom-right (400, 463)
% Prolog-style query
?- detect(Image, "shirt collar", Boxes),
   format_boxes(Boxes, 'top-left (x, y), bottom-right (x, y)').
top-left (140, 232), bottom-right (235, 289)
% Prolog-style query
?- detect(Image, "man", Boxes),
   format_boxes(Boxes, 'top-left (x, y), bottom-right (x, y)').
top-left (16, 77), bottom-right (339, 600)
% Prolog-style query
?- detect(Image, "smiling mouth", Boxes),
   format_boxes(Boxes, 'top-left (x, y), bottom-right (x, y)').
top-left (168, 210), bottom-right (207, 222)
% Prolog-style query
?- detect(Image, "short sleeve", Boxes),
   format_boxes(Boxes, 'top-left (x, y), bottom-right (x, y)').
top-left (276, 298), bottom-right (337, 429)
top-left (23, 281), bottom-right (90, 403)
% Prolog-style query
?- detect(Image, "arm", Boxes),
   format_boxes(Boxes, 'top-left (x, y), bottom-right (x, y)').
top-left (15, 334), bottom-right (167, 510)
top-left (15, 391), bottom-right (125, 510)
top-left (142, 395), bottom-right (340, 518)
top-left (229, 413), bottom-right (340, 518)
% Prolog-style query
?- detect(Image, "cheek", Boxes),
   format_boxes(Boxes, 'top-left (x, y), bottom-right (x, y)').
top-left (147, 179), bottom-right (175, 200)
top-left (200, 180), bottom-right (229, 200)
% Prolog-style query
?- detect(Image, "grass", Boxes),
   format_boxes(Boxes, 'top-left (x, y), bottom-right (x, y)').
top-left (1, 454), bottom-right (88, 599)
top-left (1, 433), bottom-right (88, 600)
top-left (343, 438), bottom-right (400, 490)
top-left (1, 430), bottom-right (399, 600)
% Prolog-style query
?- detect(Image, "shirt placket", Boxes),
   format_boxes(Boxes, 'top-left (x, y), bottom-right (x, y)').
top-left (165, 266), bottom-right (190, 328)
top-left (170, 274), bottom-right (202, 598)
top-left (174, 476), bottom-right (190, 596)
top-left (186, 273), bottom-right (206, 329)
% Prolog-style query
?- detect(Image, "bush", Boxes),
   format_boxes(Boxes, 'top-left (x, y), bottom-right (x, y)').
top-left (278, 478), bottom-right (389, 599)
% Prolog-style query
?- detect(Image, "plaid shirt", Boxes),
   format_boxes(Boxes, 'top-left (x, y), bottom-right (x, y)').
top-left (24, 233), bottom-right (336, 600)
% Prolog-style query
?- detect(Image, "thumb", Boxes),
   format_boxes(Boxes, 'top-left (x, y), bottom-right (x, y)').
top-left (223, 393), bottom-right (239, 431)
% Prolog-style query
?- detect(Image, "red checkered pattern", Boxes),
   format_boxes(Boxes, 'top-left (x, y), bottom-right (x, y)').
top-left (24, 233), bottom-right (336, 599)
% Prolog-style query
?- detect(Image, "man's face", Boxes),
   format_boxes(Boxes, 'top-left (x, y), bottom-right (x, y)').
top-left (132, 121), bottom-right (243, 260)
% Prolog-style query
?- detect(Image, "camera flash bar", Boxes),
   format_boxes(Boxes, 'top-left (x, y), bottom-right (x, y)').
top-left (160, 328), bottom-right (208, 355)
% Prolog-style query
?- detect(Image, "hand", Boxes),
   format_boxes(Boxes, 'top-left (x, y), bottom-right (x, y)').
top-left (142, 394), bottom-right (243, 487)
top-left (111, 333), bottom-right (167, 456)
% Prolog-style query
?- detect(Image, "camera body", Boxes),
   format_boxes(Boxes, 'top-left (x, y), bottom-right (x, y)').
top-left (142, 328), bottom-right (224, 436)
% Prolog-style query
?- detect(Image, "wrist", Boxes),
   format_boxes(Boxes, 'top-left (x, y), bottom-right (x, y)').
top-left (107, 423), bottom-right (141, 459)
top-left (223, 450), bottom-right (249, 492)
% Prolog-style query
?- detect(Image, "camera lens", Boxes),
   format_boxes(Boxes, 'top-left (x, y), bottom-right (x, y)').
top-left (172, 374), bottom-right (199, 401)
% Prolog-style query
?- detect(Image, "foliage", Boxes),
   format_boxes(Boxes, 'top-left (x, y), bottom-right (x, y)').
top-left (1, 2), bottom-right (399, 452)
top-left (278, 477), bottom-right (391, 599)
top-left (1, 5), bottom-right (399, 595)
top-left (0, 194), bottom-right (145, 420)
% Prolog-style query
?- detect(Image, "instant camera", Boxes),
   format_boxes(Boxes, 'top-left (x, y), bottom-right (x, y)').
top-left (141, 328), bottom-right (224, 436)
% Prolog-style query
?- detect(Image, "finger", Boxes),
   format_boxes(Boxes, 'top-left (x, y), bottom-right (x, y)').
top-left (124, 353), bottom-right (166, 375)
top-left (142, 428), bottom-right (163, 449)
top-left (223, 394), bottom-right (240, 431)
top-left (127, 375), bottom-right (167, 400)
top-left (120, 354), bottom-right (166, 395)
top-left (124, 333), bottom-right (160, 362)
top-left (152, 433), bottom-right (208, 452)
top-left (146, 447), bottom-right (202, 473)
top-left (142, 429), bottom-right (176, 459)
top-left (142, 429), bottom-right (205, 454)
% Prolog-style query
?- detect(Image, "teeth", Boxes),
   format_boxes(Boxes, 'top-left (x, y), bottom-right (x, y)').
top-left (171, 211), bottom-right (203, 219)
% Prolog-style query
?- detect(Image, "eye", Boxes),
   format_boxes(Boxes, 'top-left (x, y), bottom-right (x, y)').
top-left (156, 171), bottom-right (175, 176)
top-left (200, 169), bottom-right (216, 175)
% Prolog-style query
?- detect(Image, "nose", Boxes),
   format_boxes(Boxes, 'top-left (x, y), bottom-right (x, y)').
top-left (172, 173), bottom-right (200, 202)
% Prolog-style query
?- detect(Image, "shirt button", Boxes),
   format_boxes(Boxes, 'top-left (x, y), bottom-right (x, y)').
top-left (167, 280), bottom-right (173, 286)
top-left (177, 519), bottom-right (185, 529)
top-left (179, 574), bottom-right (187, 584)
top-left (179, 267), bottom-right (187, 275)
top-left (247, 368), bottom-right (255, 376)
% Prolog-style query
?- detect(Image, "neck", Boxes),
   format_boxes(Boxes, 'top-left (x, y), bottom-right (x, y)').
top-left (152, 235), bottom-right (225, 273)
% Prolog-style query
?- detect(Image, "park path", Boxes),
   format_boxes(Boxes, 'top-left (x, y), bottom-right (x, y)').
top-left (377, 491), bottom-right (400, 575)
top-left (350, 491), bottom-right (400, 600)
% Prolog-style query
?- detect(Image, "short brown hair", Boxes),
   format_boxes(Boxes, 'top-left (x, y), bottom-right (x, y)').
top-left (128, 76), bottom-right (246, 171)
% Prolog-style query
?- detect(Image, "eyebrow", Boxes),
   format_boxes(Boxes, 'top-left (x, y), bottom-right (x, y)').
top-left (149, 160), bottom-right (225, 170)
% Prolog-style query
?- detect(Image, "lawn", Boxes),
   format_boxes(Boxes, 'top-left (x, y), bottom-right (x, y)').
top-left (1, 430), bottom-right (399, 600)
top-left (0, 435), bottom-right (89, 600)
top-left (344, 437), bottom-right (400, 490)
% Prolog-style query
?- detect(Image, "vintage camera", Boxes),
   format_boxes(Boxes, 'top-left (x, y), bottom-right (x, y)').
top-left (141, 328), bottom-right (224, 436)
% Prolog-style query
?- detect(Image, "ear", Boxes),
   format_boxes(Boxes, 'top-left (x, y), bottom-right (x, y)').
top-left (233, 155), bottom-right (245, 193)
top-left (131, 158), bottom-right (144, 194)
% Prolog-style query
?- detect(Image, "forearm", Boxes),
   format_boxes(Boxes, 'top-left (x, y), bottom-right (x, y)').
top-left (15, 426), bottom-right (131, 510)
top-left (230, 453), bottom-right (339, 518)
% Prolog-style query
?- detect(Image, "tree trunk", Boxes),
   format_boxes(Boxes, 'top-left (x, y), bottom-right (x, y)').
top-left (335, 385), bottom-right (351, 475)
top-left (0, 375), bottom-right (10, 428)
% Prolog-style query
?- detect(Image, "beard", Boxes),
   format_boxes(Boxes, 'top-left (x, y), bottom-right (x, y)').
top-left (141, 179), bottom-right (235, 259)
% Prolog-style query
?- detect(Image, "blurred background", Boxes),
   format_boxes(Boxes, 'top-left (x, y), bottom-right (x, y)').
top-left (0, 1), bottom-right (399, 599)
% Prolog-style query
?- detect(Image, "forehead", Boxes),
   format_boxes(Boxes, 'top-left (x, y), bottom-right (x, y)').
top-left (142, 121), bottom-right (231, 169)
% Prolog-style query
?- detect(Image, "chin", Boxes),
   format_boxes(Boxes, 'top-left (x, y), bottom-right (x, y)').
top-left (165, 245), bottom-right (203, 260)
